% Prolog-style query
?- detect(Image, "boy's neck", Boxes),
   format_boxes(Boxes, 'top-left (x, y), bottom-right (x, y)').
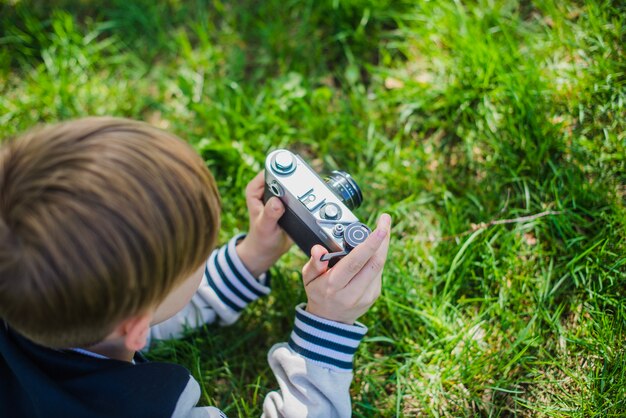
top-left (83, 338), bottom-right (135, 362)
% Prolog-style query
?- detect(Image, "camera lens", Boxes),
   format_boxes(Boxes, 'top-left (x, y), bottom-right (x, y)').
top-left (324, 170), bottom-right (363, 210)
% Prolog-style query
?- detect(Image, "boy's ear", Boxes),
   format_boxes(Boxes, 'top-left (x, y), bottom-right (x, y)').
top-left (118, 311), bottom-right (154, 352)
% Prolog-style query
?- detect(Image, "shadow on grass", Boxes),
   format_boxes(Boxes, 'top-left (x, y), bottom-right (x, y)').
top-left (1, 0), bottom-right (411, 83)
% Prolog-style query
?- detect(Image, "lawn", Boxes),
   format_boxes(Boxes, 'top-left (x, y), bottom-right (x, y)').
top-left (1, 0), bottom-right (625, 416)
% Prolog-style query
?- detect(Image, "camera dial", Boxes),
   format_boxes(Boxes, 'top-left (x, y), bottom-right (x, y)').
top-left (320, 203), bottom-right (341, 220)
top-left (343, 222), bottom-right (371, 250)
top-left (271, 150), bottom-right (297, 175)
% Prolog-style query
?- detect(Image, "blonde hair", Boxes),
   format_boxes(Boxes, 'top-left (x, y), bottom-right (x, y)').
top-left (0, 117), bottom-right (221, 347)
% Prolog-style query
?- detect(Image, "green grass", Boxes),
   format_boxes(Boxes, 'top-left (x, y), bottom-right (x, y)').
top-left (1, 0), bottom-right (625, 416)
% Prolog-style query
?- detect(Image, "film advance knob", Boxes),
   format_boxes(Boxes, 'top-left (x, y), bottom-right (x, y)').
top-left (343, 222), bottom-right (371, 250)
top-left (320, 222), bottom-right (371, 263)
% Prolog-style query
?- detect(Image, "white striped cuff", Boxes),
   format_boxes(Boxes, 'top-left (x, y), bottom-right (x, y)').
top-left (288, 303), bottom-right (367, 371)
top-left (204, 234), bottom-right (270, 313)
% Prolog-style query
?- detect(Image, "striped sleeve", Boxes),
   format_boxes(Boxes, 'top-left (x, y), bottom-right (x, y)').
top-left (287, 303), bottom-right (367, 372)
top-left (203, 234), bottom-right (271, 323)
top-left (146, 234), bottom-right (272, 343)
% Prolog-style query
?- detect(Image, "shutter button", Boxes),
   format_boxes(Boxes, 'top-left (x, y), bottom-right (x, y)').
top-left (321, 203), bottom-right (341, 219)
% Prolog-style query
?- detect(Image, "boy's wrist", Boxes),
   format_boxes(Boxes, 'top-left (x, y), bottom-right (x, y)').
top-left (203, 235), bottom-right (271, 318)
top-left (305, 304), bottom-right (357, 325)
top-left (288, 303), bottom-right (368, 371)
top-left (235, 237), bottom-right (278, 278)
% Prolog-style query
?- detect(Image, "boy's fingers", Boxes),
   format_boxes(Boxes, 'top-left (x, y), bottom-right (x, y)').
top-left (258, 197), bottom-right (285, 227)
top-left (245, 171), bottom-right (265, 197)
top-left (363, 223), bottom-right (391, 277)
top-left (360, 271), bottom-right (383, 307)
top-left (341, 227), bottom-right (390, 297)
top-left (302, 245), bottom-right (329, 286)
top-left (369, 271), bottom-right (384, 298)
top-left (331, 214), bottom-right (391, 288)
top-left (245, 171), bottom-right (265, 212)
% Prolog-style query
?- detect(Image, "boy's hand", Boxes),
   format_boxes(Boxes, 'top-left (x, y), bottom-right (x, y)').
top-left (302, 214), bottom-right (392, 324)
top-left (236, 171), bottom-right (293, 278)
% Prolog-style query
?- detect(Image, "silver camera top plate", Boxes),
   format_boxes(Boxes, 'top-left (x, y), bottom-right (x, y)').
top-left (265, 149), bottom-right (360, 252)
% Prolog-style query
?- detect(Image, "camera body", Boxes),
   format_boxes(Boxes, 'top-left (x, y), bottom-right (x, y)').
top-left (263, 149), bottom-right (370, 266)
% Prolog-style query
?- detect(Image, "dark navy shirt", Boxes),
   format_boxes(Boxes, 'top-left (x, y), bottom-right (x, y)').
top-left (0, 322), bottom-right (191, 418)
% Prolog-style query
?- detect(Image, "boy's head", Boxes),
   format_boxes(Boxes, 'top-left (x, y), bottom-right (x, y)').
top-left (0, 117), bottom-right (221, 348)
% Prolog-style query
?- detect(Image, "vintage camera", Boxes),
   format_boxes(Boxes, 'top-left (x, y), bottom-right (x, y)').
top-left (263, 149), bottom-right (371, 266)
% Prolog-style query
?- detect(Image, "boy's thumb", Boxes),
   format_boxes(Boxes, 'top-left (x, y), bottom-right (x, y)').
top-left (302, 245), bottom-right (328, 286)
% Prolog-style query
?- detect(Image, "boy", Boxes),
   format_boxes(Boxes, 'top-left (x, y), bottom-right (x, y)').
top-left (0, 117), bottom-right (391, 418)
